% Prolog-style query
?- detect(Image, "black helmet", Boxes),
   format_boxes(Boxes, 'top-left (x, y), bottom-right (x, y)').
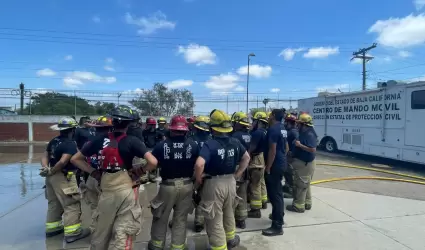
top-left (109, 106), bottom-right (135, 121)
top-left (131, 110), bottom-right (140, 120)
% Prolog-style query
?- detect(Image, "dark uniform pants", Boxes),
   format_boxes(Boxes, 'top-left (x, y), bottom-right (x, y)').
top-left (292, 158), bottom-right (315, 211)
top-left (265, 170), bottom-right (284, 228)
top-left (149, 178), bottom-right (194, 250)
top-left (198, 175), bottom-right (240, 250)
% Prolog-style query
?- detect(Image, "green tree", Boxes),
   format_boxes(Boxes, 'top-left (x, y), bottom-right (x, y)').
top-left (129, 83), bottom-right (195, 116)
top-left (24, 92), bottom-right (115, 115)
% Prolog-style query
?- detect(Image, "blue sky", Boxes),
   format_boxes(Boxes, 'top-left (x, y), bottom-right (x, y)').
top-left (1, 0), bottom-right (425, 114)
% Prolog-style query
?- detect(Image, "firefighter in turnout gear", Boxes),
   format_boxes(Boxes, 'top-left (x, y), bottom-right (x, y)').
top-left (287, 113), bottom-right (317, 213)
top-left (40, 117), bottom-right (90, 243)
top-left (230, 112), bottom-right (251, 229)
top-left (80, 115), bottom-right (113, 233)
top-left (143, 117), bottom-right (160, 182)
top-left (194, 109), bottom-right (251, 250)
top-left (247, 111), bottom-right (269, 219)
top-left (283, 114), bottom-right (299, 198)
top-left (71, 106), bottom-right (158, 249)
top-left (147, 115), bottom-right (199, 250)
top-left (191, 115), bottom-right (212, 232)
top-left (186, 116), bottom-right (196, 137)
top-left (168, 115), bottom-right (211, 231)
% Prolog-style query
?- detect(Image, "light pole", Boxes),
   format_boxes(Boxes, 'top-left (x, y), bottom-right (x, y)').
top-left (117, 93), bottom-right (122, 106)
top-left (246, 53), bottom-right (255, 114)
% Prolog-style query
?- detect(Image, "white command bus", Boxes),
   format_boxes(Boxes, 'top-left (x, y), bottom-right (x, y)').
top-left (297, 81), bottom-right (425, 164)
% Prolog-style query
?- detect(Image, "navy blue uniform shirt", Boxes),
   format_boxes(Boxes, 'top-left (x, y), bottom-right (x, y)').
top-left (287, 128), bottom-right (299, 153)
top-left (250, 127), bottom-right (267, 154)
top-left (232, 130), bottom-right (251, 151)
top-left (264, 123), bottom-right (287, 172)
top-left (199, 135), bottom-right (246, 176)
top-left (293, 128), bottom-right (317, 163)
top-left (152, 136), bottom-right (199, 180)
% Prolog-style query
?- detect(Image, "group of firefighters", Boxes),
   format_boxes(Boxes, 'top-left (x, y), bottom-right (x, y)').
top-left (39, 106), bottom-right (317, 250)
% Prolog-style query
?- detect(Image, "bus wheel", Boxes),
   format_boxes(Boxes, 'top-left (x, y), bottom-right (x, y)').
top-left (324, 139), bottom-right (337, 153)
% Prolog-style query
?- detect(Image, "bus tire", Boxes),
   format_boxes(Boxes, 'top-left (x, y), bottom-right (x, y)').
top-left (324, 138), bottom-right (337, 153)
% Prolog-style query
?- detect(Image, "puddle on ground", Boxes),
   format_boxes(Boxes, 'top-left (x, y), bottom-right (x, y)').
top-left (0, 163), bottom-right (44, 218)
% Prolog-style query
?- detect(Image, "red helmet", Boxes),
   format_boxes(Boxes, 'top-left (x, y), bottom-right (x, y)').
top-left (284, 114), bottom-right (297, 122)
top-left (146, 117), bottom-right (156, 125)
top-left (169, 115), bottom-right (189, 131)
top-left (186, 117), bottom-right (195, 123)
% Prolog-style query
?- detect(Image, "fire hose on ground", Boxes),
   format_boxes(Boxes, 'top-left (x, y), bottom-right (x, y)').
top-left (312, 162), bottom-right (425, 186)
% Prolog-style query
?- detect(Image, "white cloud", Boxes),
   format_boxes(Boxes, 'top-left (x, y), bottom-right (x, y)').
top-left (64, 55), bottom-right (73, 61)
top-left (237, 64), bottom-right (272, 78)
top-left (414, 0), bottom-right (425, 10)
top-left (234, 85), bottom-right (245, 91)
top-left (35, 88), bottom-right (48, 94)
top-left (368, 14), bottom-right (425, 48)
top-left (125, 11), bottom-right (176, 35)
top-left (105, 57), bottom-right (114, 63)
top-left (204, 73), bottom-right (240, 90)
top-left (63, 71), bottom-right (116, 88)
top-left (398, 50), bottom-right (411, 57)
top-left (36, 68), bottom-right (57, 77)
top-left (123, 88), bottom-right (145, 94)
top-left (351, 53), bottom-right (372, 64)
top-left (104, 65), bottom-right (115, 72)
top-left (177, 44), bottom-right (217, 65)
top-left (270, 88), bottom-right (280, 93)
top-left (303, 47), bottom-right (340, 58)
top-left (92, 16), bottom-right (101, 23)
top-left (63, 77), bottom-right (83, 88)
top-left (316, 84), bottom-right (350, 93)
top-left (278, 48), bottom-right (305, 61)
top-left (166, 79), bottom-right (193, 89)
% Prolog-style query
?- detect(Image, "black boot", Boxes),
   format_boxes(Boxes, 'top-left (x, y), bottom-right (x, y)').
top-left (262, 202), bottom-right (268, 209)
top-left (194, 224), bottom-right (204, 233)
top-left (64, 228), bottom-right (91, 243)
top-left (305, 204), bottom-right (312, 210)
top-left (286, 204), bottom-right (305, 213)
top-left (227, 235), bottom-right (240, 248)
top-left (236, 220), bottom-right (246, 229)
top-left (268, 213), bottom-right (285, 225)
top-left (168, 220), bottom-right (173, 228)
top-left (147, 241), bottom-right (163, 250)
top-left (46, 227), bottom-right (63, 237)
top-left (248, 209), bottom-right (261, 218)
top-left (262, 226), bottom-right (283, 237)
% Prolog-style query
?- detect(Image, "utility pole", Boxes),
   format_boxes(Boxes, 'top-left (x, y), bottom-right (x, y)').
top-left (351, 43), bottom-right (377, 90)
top-left (19, 83), bottom-right (24, 115)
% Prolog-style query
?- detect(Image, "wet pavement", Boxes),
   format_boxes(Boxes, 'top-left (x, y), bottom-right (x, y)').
top-left (0, 147), bottom-right (424, 249)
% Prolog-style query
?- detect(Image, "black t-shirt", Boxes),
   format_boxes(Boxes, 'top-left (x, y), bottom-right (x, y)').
top-left (127, 126), bottom-right (144, 142)
top-left (74, 127), bottom-right (96, 150)
top-left (264, 123), bottom-right (288, 172)
top-left (46, 135), bottom-right (78, 171)
top-left (190, 131), bottom-right (211, 148)
top-left (143, 129), bottom-right (159, 148)
top-left (199, 135), bottom-right (246, 176)
top-left (152, 136), bottom-right (199, 180)
top-left (156, 128), bottom-right (168, 141)
top-left (80, 132), bottom-right (149, 170)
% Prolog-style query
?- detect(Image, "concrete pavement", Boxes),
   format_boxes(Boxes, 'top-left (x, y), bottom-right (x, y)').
top-left (1, 183), bottom-right (424, 250)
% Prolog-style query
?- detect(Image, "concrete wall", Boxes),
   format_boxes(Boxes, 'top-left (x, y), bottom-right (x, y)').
top-left (0, 115), bottom-right (172, 142)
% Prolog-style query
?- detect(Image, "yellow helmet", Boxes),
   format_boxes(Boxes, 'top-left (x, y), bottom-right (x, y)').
top-left (297, 113), bottom-right (313, 127)
top-left (194, 115), bottom-right (210, 132)
top-left (266, 111), bottom-right (272, 118)
top-left (50, 117), bottom-right (78, 131)
top-left (209, 109), bottom-right (233, 133)
top-left (253, 111), bottom-right (269, 123)
top-left (231, 111), bottom-right (250, 127)
top-left (158, 117), bottom-right (167, 124)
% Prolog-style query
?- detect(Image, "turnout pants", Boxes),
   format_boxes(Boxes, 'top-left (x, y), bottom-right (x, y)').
top-left (45, 172), bottom-right (83, 236)
top-left (248, 153), bottom-right (266, 209)
top-left (90, 171), bottom-right (142, 250)
top-left (199, 175), bottom-right (240, 250)
top-left (149, 178), bottom-right (194, 250)
top-left (292, 159), bottom-right (316, 211)
top-left (80, 175), bottom-right (101, 233)
top-left (235, 181), bottom-right (248, 221)
top-left (265, 171), bottom-right (284, 228)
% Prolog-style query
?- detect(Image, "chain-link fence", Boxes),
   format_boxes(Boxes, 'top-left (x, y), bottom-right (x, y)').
top-left (0, 86), bottom-right (302, 116)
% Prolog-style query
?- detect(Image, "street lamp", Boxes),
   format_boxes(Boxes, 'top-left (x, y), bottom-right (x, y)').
top-left (246, 53), bottom-right (255, 114)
